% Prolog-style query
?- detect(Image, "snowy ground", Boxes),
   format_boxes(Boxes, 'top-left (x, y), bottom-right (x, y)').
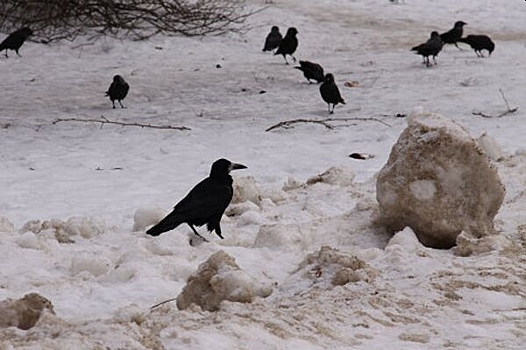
top-left (1, 0), bottom-right (525, 348)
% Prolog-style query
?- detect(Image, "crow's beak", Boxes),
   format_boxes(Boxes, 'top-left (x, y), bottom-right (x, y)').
top-left (229, 163), bottom-right (247, 171)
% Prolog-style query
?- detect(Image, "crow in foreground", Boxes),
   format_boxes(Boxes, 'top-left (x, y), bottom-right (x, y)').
top-left (411, 31), bottom-right (443, 67)
top-left (275, 27), bottom-right (298, 64)
top-left (320, 73), bottom-right (345, 114)
top-left (295, 60), bottom-right (325, 83)
top-left (146, 159), bottom-right (247, 240)
top-left (106, 75), bottom-right (129, 108)
top-left (0, 27), bottom-right (33, 58)
top-left (262, 26), bottom-right (282, 52)
top-left (440, 21), bottom-right (467, 49)
top-left (458, 35), bottom-right (495, 57)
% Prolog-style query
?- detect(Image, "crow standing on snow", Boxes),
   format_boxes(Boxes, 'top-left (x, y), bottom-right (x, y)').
top-left (146, 159), bottom-right (247, 240)
top-left (458, 35), bottom-right (495, 57)
top-left (275, 27), bottom-right (298, 64)
top-left (262, 26), bottom-right (282, 52)
top-left (0, 27), bottom-right (33, 58)
top-left (320, 73), bottom-right (345, 114)
top-left (106, 75), bottom-right (129, 108)
top-left (411, 31), bottom-right (444, 67)
top-left (295, 60), bottom-right (325, 83)
top-left (440, 21), bottom-right (467, 49)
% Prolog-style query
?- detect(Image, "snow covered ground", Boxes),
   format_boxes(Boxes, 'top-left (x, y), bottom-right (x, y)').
top-left (1, 0), bottom-right (525, 348)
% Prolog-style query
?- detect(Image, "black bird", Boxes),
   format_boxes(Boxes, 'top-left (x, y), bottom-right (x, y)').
top-left (106, 75), bottom-right (129, 108)
top-left (0, 27), bottom-right (33, 58)
top-left (411, 31), bottom-right (444, 67)
top-left (319, 73), bottom-right (345, 114)
top-left (146, 159), bottom-right (247, 240)
top-left (440, 21), bottom-right (467, 49)
top-left (295, 60), bottom-right (325, 84)
top-left (275, 27), bottom-right (298, 64)
top-left (458, 35), bottom-right (495, 57)
top-left (262, 26), bottom-right (282, 52)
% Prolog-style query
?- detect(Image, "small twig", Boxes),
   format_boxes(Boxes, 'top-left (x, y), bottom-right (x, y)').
top-left (265, 117), bottom-right (391, 132)
top-left (52, 116), bottom-right (191, 131)
top-left (150, 298), bottom-right (177, 310)
top-left (472, 88), bottom-right (518, 118)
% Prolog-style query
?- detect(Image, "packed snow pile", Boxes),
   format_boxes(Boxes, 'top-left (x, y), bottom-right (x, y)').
top-left (176, 250), bottom-right (273, 311)
top-left (20, 216), bottom-right (108, 243)
top-left (0, 293), bottom-right (55, 330)
top-left (376, 110), bottom-right (505, 248)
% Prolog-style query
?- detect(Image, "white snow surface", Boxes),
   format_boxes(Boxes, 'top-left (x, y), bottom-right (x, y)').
top-left (1, 0), bottom-right (526, 348)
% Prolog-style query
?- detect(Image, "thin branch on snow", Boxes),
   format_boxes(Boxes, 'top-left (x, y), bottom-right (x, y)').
top-left (52, 116), bottom-right (191, 131)
top-left (150, 298), bottom-right (178, 310)
top-left (265, 117), bottom-right (392, 132)
top-left (472, 88), bottom-right (518, 118)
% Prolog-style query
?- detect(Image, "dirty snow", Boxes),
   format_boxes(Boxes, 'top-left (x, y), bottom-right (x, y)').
top-left (1, 0), bottom-right (525, 349)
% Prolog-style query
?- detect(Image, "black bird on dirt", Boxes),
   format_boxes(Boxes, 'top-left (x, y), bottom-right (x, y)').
top-left (319, 73), bottom-right (345, 114)
top-left (411, 31), bottom-right (444, 67)
top-left (458, 35), bottom-right (495, 57)
top-left (0, 27), bottom-right (33, 58)
top-left (440, 21), bottom-right (467, 49)
top-left (295, 60), bottom-right (325, 83)
top-left (262, 26), bottom-right (283, 52)
top-left (106, 75), bottom-right (129, 108)
top-left (275, 27), bottom-right (298, 64)
top-left (146, 159), bottom-right (247, 240)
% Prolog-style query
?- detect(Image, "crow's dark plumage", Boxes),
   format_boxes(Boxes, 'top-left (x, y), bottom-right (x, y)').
top-left (320, 73), bottom-right (345, 114)
top-left (146, 159), bottom-right (247, 240)
top-left (0, 27), bottom-right (33, 58)
top-left (411, 31), bottom-right (444, 67)
top-left (262, 26), bottom-right (282, 52)
top-left (295, 60), bottom-right (325, 83)
top-left (459, 35), bottom-right (495, 57)
top-left (275, 27), bottom-right (298, 64)
top-left (440, 21), bottom-right (467, 49)
top-left (106, 75), bottom-right (129, 109)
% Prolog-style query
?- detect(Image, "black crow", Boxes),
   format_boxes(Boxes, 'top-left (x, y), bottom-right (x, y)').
top-left (146, 159), bottom-right (247, 240)
top-left (295, 60), bottom-right (325, 84)
top-left (411, 31), bottom-right (443, 67)
top-left (440, 21), bottom-right (467, 49)
top-left (275, 27), bottom-right (298, 64)
top-left (106, 75), bottom-right (129, 108)
top-left (320, 73), bottom-right (345, 114)
top-left (458, 35), bottom-right (495, 57)
top-left (262, 26), bottom-right (282, 52)
top-left (0, 27), bottom-right (33, 58)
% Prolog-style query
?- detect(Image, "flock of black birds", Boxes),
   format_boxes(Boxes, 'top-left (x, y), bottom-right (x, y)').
top-left (262, 25), bottom-right (346, 114)
top-left (0, 18), bottom-right (497, 241)
top-left (411, 21), bottom-right (495, 67)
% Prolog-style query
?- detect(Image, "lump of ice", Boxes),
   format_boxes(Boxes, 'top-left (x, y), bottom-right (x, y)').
top-left (376, 110), bottom-right (505, 249)
top-left (176, 250), bottom-right (272, 311)
top-left (71, 255), bottom-right (112, 277)
top-left (0, 293), bottom-right (55, 330)
top-left (306, 165), bottom-right (355, 187)
top-left (133, 207), bottom-right (165, 232)
top-left (0, 217), bottom-right (14, 234)
top-left (232, 176), bottom-right (263, 205)
top-left (19, 216), bottom-right (107, 242)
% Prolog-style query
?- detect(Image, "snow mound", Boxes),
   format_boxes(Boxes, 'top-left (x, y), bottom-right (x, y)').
top-left (232, 176), bottom-right (263, 205)
top-left (177, 250), bottom-right (273, 311)
top-left (306, 166), bottom-right (355, 187)
top-left (283, 246), bottom-right (378, 291)
top-left (132, 207), bottom-right (165, 232)
top-left (0, 217), bottom-right (14, 234)
top-left (477, 132), bottom-right (504, 162)
top-left (376, 110), bottom-right (505, 249)
top-left (20, 216), bottom-right (108, 242)
top-left (71, 255), bottom-right (113, 277)
top-left (0, 293), bottom-right (55, 330)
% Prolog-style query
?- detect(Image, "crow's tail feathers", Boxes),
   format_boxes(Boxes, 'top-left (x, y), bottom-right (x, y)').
top-left (146, 211), bottom-right (181, 236)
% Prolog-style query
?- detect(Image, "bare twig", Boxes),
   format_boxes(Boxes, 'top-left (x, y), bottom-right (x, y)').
top-left (472, 88), bottom-right (518, 118)
top-left (53, 116), bottom-right (191, 131)
top-left (150, 298), bottom-right (177, 310)
top-left (265, 117), bottom-right (391, 132)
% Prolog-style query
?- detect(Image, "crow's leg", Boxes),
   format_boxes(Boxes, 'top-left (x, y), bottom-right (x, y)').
top-left (118, 100), bottom-right (125, 108)
top-left (433, 55), bottom-right (438, 65)
top-left (4, 50), bottom-right (8, 58)
top-left (283, 55), bottom-right (289, 65)
top-left (454, 42), bottom-right (463, 50)
top-left (15, 49), bottom-right (21, 57)
top-left (188, 224), bottom-right (208, 241)
top-left (112, 100), bottom-right (116, 109)
top-left (290, 54), bottom-right (297, 63)
top-left (329, 104), bottom-right (334, 114)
